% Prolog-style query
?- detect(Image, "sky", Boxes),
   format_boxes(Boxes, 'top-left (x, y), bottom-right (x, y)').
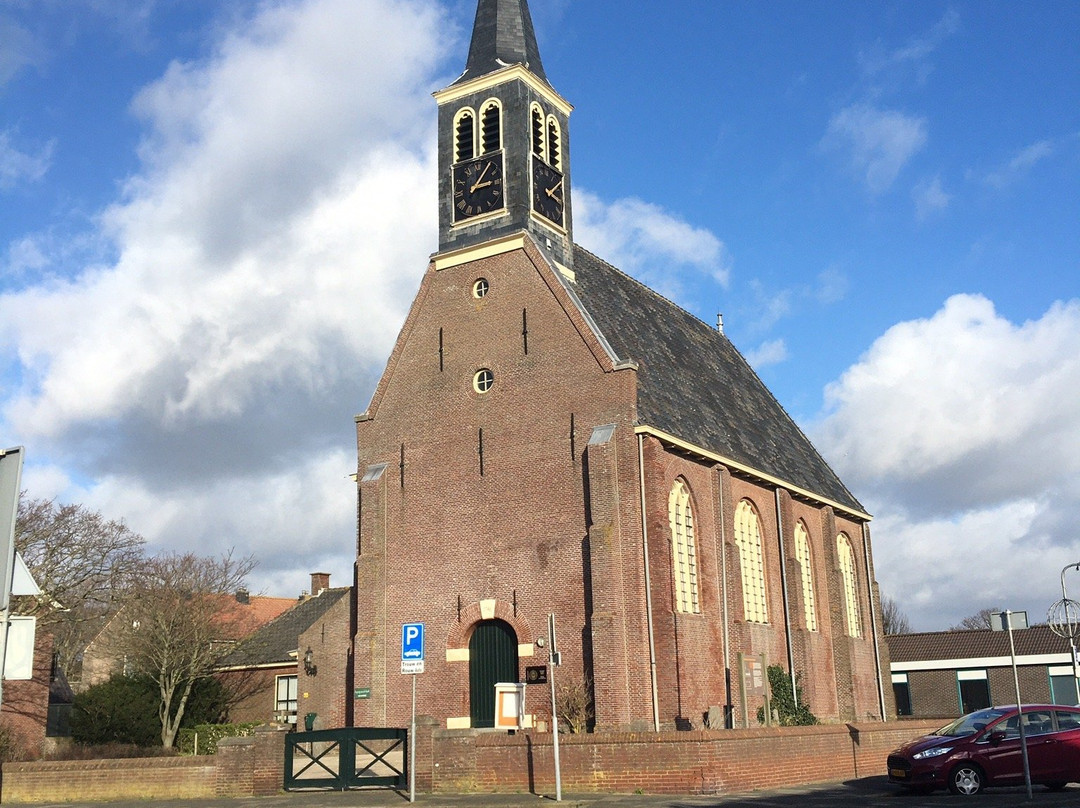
top-left (1, 0), bottom-right (1077, 632)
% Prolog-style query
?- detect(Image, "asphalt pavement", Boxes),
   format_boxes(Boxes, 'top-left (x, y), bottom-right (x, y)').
top-left (5, 777), bottom-right (1079, 808)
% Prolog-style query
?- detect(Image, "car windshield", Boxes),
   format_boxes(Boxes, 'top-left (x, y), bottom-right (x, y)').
top-left (934, 708), bottom-right (1009, 737)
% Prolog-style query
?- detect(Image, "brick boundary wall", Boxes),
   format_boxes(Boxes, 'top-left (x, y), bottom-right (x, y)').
top-left (419, 720), bottom-right (943, 796)
top-left (1, 726), bottom-right (288, 804)
top-left (0, 721), bottom-right (940, 803)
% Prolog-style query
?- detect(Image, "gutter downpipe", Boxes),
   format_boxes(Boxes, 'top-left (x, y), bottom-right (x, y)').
top-left (717, 466), bottom-right (732, 728)
top-left (774, 489), bottom-right (797, 707)
top-left (862, 522), bottom-right (887, 720)
top-left (638, 434), bottom-right (661, 732)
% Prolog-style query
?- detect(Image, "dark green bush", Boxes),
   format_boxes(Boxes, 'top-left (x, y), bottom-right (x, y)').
top-left (72, 675), bottom-right (231, 747)
top-left (757, 664), bottom-right (819, 726)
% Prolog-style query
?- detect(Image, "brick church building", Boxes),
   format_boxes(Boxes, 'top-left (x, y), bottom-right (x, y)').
top-left (347, 0), bottom-right (891, 733)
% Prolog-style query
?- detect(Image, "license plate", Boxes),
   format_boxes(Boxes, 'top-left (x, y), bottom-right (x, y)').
top-left (890, 768), bottom-right (907, 778)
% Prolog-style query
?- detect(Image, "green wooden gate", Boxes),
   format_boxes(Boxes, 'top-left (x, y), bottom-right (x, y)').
top-left (284, 727), bottom-right (407, 791)
top-left (469, 619), bottom-right (519, 728)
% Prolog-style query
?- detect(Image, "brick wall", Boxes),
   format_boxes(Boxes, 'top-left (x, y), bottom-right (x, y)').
top-left (1, 629), bottom-right (52, 759)
top-left (1, 726), bottom-right (288, 804)
top-left (419, 720), bottom-right (943, 795)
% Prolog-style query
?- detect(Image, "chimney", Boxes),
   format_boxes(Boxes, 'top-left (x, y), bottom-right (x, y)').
top-left (235, 588), bottom-right (250, 605)
top-left (310, 572), bottom-right (330, 596)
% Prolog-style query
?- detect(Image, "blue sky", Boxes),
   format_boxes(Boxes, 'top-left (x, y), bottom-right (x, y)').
top-left (1, 0), bottom-right (1078, 631)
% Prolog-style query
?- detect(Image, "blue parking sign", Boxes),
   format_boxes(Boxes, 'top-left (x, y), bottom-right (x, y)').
top-left (402, 623), bottom-right (424, 673)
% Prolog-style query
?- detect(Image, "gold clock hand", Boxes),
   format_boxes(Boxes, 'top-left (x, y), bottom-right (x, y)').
top-left (470, 162), bottom-right (492, 192)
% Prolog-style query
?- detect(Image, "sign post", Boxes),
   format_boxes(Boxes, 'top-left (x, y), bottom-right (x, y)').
top-left (548, 613), bottom-right (562, 802)
top-left (992, 610), bottom-right (1031, 801)
top-left (0, 447), bottom-right (24, 711)
top-left (401, 622), bottom-right (424, 803)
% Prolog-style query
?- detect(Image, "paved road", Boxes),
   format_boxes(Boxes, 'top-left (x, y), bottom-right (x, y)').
top-left (7, 777), bottom-right (1078, 808)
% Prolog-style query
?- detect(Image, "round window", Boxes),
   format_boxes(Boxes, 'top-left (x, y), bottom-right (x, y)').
top-left (473, 369), bottom-right (494, 393)
top-left (472, 278), bottom-right (490, 298)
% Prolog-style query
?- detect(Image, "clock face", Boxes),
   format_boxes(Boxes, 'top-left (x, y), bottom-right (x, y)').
top-left (452, 155), bottom-right (505, 222)
top-left (532, 155), bottom-right (564, 226)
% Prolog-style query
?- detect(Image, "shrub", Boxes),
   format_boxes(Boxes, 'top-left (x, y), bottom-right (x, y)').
top-left (757, 665), bottom-right (819, 726)
top-left (72, 675), bottom-right (232, 747)
top-left (555, 672), bottom-right (594, 733)
top-left (176, 722), bottom-right (260, 755)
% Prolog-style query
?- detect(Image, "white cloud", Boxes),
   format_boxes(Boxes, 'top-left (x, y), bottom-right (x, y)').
top-left (979, 139), bottom-right (1055, 188)
top-left (912, 175), bottom-right (950, 219)
top-left (573, 190), bottom-right (731, 302)
top-left (0, 16), bottom-right (43, 87)
top-left (0, 131), bottom-right (52, 189)
top-left (858, 9), bottom-right (960, 84)
top-left (0, 0), bottom-right (451, 594)
top-left (824, 104), bottom-right (927, 194)
top-left (812, 294), bottom-right (1080, 629)
top-left (745, 338), bottom-right (787, 369)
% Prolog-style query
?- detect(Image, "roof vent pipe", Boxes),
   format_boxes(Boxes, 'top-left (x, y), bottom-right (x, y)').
top-left (717, 313), bottom-right (724, 332)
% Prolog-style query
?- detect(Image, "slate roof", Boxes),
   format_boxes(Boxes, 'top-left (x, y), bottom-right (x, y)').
top-left (570, 245), bottom-right (865, 515)
top-left (453, 0), bottom-right (547, 86)
top-left (888, 625), bottom-right (1075, 663)
top-left (219, 588), bottom-right (350, 668)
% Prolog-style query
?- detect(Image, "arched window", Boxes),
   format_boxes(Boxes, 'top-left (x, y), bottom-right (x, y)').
top-left (480, 99), bottom-right (501, 154)
top-left (794, 521), bottom-right (817, 631)
top-left (734, 500), bottom-right (768, 623)
top-left (530, 104), bottom-right (545, 159)
top-left (837, 533), bottom-right (861, 637)
top-left (453, 107), bottom-right (476, 163)
top-left (668, 479), bottom-right (699, 614)
top-left (545, 115), bottom-right (562, 170)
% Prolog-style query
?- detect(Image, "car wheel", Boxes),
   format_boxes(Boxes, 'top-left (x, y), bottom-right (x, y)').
top-left (948, 763), bottom-right (984, 796)
top-left (1045, 782), bottom-right (1067, 792)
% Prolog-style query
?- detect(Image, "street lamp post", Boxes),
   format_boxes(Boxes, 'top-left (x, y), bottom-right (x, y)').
top-left (1047, 562), bottom-right (1080, 705)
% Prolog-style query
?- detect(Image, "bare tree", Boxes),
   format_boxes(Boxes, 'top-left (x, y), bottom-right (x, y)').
top-left (951, 607), bottom-right (1002, 631)
top-left (115, 551), bottom-right (257, 747)
top-left (14, 497), bottom-right (146, 677)
top-left (881, 595), bottom-right (912, 635)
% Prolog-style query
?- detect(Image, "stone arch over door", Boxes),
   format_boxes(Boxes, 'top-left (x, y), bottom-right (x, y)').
top-left (468, 619), bottom-right (519, 728)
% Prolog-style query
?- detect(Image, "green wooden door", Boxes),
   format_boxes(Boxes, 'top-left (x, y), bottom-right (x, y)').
top-left (469, 619), bottom-right (518, 728)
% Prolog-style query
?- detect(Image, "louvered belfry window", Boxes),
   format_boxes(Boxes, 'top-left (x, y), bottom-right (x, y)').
top-left (531, 105), bottom-right (544, 158)
top-left (546, 117), bottom-right (561, 169)
top-left (454, 109), bottom-right (475, 162)
top-left (480, 100), bottom-right (501, 154)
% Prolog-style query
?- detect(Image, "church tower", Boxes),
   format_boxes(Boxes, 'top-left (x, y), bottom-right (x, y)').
top-left (434, 0), bottom-right (574, 269)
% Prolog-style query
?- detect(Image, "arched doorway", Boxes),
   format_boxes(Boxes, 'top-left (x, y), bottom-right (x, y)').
top-left (468, 619), bottom-right (518, 728)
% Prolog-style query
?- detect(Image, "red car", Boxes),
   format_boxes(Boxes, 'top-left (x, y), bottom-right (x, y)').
top-left (887, 704), bottom-right (1080, 795)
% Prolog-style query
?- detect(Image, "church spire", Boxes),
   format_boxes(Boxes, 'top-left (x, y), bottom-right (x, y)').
top-left (454, 0), bottom-right (547, 85)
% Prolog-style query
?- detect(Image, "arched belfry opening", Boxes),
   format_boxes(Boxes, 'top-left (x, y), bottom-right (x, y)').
top-left (468, 619), bottom-right (519, 728)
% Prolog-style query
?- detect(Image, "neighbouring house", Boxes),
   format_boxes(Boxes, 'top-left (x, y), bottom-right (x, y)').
top-left (887, 626), bottom-right (1080, 718)
top-left (78, 589), bottom-right (296, 691)
top-left (217, 573), bottom-right (349, 729)
top-left (334, 0), bottom-right (892, 733)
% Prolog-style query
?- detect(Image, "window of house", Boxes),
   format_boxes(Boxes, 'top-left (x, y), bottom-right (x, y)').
top-left (837, 532), bottom-right (861, 637)
top-left (734, 499), bottom-right (768, 623)
top-left (472, 278), bottom-right (489, 298)
top-left (794, 521), bottom-right (817, 631)
top-left (668, 478), bottom-right (699, 614)
top-left (957, 669), bottom-right (991, 714)
top-left (1049, 666), bottom-right (1080, 704)
top-left (276, 674), bottom-right (298, 722)
top-left (473, 369), bottom-right (494, 393)
top-left (892, 673), bottom-right (913, 716)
